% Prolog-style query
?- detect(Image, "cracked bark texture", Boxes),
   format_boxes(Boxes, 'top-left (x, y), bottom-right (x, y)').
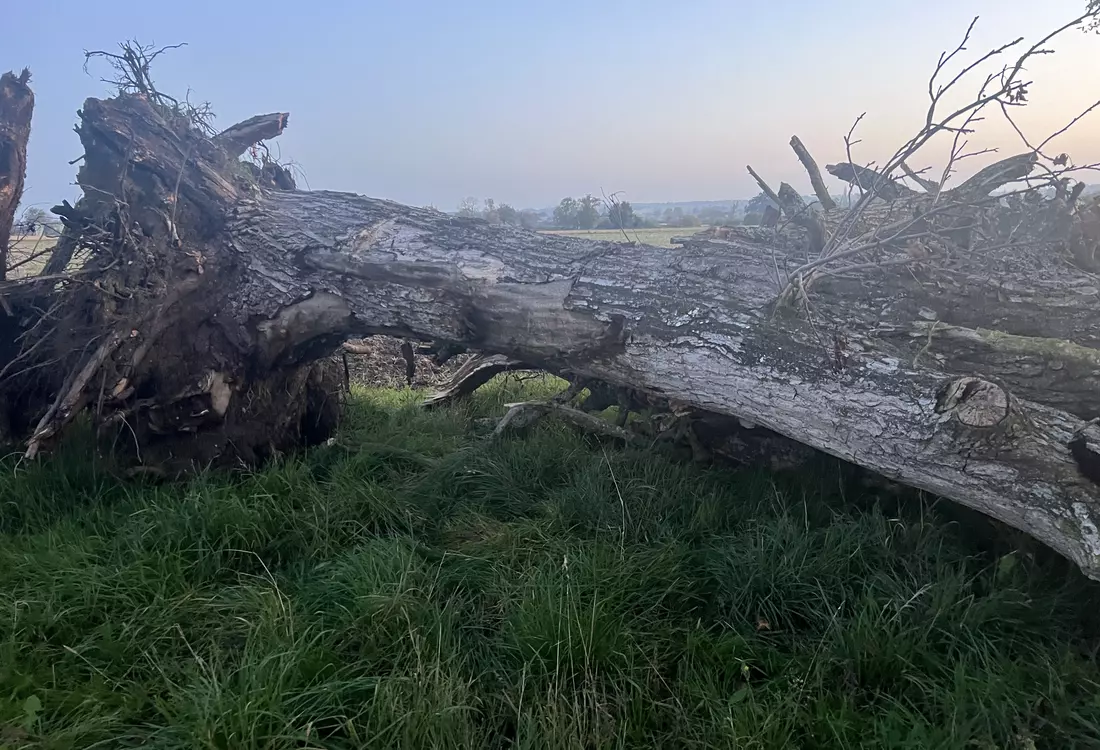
top-left (220, 188), bottom-right (1100, 575)
top-left (13, 93), bottom-right (1100, 579)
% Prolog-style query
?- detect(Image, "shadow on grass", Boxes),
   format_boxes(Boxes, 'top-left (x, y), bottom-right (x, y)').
top-left (0, 375), bottom-right (1098, 749)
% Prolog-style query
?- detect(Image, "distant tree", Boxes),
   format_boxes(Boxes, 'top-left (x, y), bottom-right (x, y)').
top-left (577, 194), bottom-right (601, 230)
top-left (746, 191), bottom-right (776, 214)
top-left (659, 206), bottom-right (701, 227)
top-left (497, 203), bottom-right (519, 225)
top-left (519, 209), bottom-right (542, 230)
top-left (607, 200), bottom-right (638, 229)
top-left (743, 191), bottom-right (777, 226)
top-left (18, 206), bottom-right (49, 232)
top-left (457, 197), bottom-right (481, 218)
top-left (696, 206), bottom-right (728, 226)
top-left (553, 197), bottom-right (580, 229)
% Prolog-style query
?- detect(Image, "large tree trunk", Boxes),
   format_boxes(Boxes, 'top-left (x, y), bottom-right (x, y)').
top-left (7, 93), bottom-right (1100, 578)
top-left (0, 69), bottom-right (52, 444)
top-left (0, 69), bottom-right (33, 280)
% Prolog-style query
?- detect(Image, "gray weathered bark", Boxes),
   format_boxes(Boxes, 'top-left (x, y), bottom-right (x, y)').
top-left (219, 187), bottom-right (1100, 577)
top-left (13, 93), bottom-right (1100, 580)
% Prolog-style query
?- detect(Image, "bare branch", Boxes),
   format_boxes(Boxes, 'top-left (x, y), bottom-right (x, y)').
top-left (745, 165), bottom-right (782, 207)
top-left (825, 163), bottom-right (917, 201)
top-left (949, 153), bottom-right (1037, 198)
top-left (899, 161), bottom-right (939, 192)
top-left (789, 136), bottom-right (837, 210)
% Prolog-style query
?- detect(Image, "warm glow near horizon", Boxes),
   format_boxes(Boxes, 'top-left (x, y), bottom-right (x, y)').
top-left (8, 0), bottom-right (1100, 211)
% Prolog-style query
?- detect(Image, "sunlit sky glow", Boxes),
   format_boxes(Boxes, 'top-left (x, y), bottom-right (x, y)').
top-left (9, 0), bottom-right (1100, 212)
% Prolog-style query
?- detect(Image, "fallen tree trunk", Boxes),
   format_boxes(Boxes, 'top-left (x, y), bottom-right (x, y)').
top-left (227, 188), bottom-right (1100, 577)
top-left (6, 90), bottom-right (1100, 577)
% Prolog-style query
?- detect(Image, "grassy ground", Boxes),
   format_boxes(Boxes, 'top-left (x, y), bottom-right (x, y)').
top-left (1, 378), bottom-right (1099, 749)
top-left (542, 227), bottom-right (694, 247)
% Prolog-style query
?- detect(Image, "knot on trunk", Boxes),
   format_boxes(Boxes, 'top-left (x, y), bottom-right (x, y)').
top-left (934, 376), bottom-right (1010, 429)
top-left (1070, 419), bottom-right (1100, 486)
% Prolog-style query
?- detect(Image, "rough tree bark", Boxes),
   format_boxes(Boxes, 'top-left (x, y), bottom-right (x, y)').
top-left (0, 68), bottom-right (48, 444)
top-left (0, 69), bottom-right (34, 280)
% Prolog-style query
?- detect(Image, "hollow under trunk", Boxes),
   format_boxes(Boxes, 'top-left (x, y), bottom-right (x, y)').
top-left (6, 92), bottom-right (1100, 578)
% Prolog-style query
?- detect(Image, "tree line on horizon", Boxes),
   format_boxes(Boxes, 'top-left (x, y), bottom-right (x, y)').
top-left (450, 192), bottom-right (808, 231)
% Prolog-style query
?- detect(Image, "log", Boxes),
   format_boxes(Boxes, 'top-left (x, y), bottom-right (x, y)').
top-left (826, 162), bottom-right (919, 202)
top-left (11, 92), bottom-right (1100, 582)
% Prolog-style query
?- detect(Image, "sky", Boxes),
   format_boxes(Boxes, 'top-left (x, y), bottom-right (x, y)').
top-left (7, 0), bottom-right (1100, 213)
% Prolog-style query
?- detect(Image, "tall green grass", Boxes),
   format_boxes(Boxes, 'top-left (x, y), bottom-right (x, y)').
top-left (0, 377), bottom-right (1098, 749)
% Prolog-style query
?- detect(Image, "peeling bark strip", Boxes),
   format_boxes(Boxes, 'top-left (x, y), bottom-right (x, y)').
top-left (0, 69), bottom-right (34, 280)
top-left (10, 92), bottom-right (1100, 580)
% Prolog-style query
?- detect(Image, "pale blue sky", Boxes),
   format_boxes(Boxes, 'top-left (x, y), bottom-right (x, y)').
top-left (8, 0), bottom-right (1099, 212)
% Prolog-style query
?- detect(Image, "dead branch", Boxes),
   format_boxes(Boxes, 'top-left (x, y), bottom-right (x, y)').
top-left (746, 165), bottom-right (782, 208)
top-left (422, 354), bottom-right (530, 409)
top-left (25, 331), bottom-right (124, 459)
top-left (492, 400), bottom-right (642, 442)
top-left (899, 161), bottom-right (939, 192)
top-left (825, 163), bottom-right (918, 201)
top-left (789, 136), bottom-right (837, 210)
top-left (212, 113), bottom-right (290, 158)
top-left (84, 41), bottom-right (214, 134)
top-left (949, 152), bottom-right (1038, 198)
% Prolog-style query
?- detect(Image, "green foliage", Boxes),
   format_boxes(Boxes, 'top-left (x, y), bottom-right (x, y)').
top-left (552, 195), bottom-right (602, 230)
top-left (606, 200), bottom-right (640, 230)
top-left (576, 194), bottom-right (601, 230)
top-left (746, 191), bottom-right (777, 214)
top-left (1, 379), bottom-right (1099, 748)
top-left (518, 208), bottom-right (542, 229)
top-left (456, 199), bottom-right (523, 227)
top-left (553, 196), bottom-right (581, 229)
top-left (496, 203), bottom-right (519, 225)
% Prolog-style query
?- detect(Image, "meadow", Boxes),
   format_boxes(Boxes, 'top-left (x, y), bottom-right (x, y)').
top-left (5, 234), bottom-right (57, 278)
top-left (1, 377), bottom-right (1099, 749)
top-left (541, 227), bottom-right (693, 247)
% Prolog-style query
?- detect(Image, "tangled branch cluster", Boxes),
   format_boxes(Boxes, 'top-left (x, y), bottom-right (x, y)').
top-left (751, 9), bottom-right (1100, 306)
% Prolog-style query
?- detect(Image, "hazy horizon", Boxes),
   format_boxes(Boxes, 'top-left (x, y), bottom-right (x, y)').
top-left (8, 0), bottom-right (1100, 214)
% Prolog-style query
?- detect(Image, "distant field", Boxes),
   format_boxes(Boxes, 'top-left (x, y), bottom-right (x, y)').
top-left (7, 230), bottom-right (695, 275)
top-left (6, 234), bottom-right (58, 278)
top-left (543, 226), bottom-right (699, 247)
